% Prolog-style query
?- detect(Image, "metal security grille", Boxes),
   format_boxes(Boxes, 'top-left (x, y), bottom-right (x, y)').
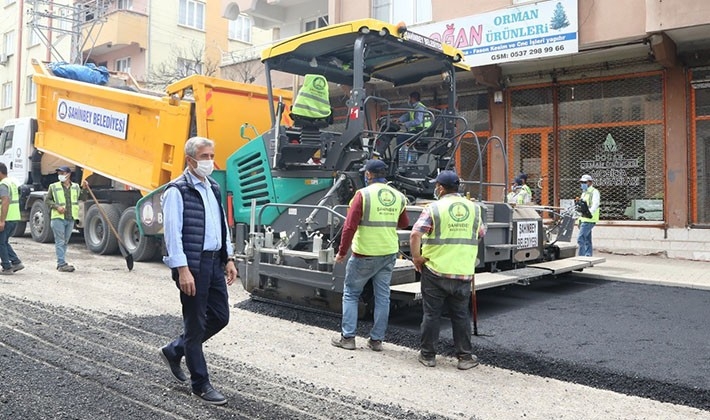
top-left (692, 82), bottom-right (710, 224)
top-left (508, 87), bottom-right (554, 206)
top-left (558, 75), bottom-right (664, 221)
top-left (508, 73), bottom-right (665, 221)
top-left (456, 93), bottom-right (490, 200)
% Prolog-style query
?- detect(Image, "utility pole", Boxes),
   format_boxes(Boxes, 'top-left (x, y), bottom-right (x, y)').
top-left (26, 0), bottom-right (113, 64)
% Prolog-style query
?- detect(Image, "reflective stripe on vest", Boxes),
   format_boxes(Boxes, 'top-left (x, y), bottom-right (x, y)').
top-left (49, 181), bottom-right (80, 220)
top-left (291, 74), bottom-right (331, 119)
top-left (408, 102), bottom-right (432, 132)
top-left (0, 177), bottom-right (20, 221)
top-left (351, 183), bottom-right (405, 256)
top-left (422, 195), bottom-right (482, 276)
top-left (578, 186), bottom-right (600, 223)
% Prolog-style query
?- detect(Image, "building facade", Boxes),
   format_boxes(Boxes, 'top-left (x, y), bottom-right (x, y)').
top-left (227, 0), bottom-right (710, 260)
top-left (1, 0), bottom-right (247, 122)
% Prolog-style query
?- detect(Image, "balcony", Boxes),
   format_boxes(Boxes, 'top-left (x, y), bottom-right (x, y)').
top-left (229, 0), bottom-right (323, 30)
top-left (82, 10), bottom-right (148, 57)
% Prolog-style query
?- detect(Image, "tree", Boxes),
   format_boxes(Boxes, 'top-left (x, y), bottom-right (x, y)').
top-left (146, 41), bottom-right (219, 90)
top-left (549, 2), bottom-right (570, 30)
top-left (221, 49), bottom-right (263, 84)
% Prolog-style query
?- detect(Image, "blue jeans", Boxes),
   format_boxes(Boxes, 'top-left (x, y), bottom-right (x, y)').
top-left (51, 218), bottom-right (75, 266)
top-left (577, 221), bottom-right (595, 257)
top-left (0, 221), bottom-right (21, 270)
top-left (164, 253), bottom-right (229, 391)
top-left (420, 266), bottom-right (473, 359)
top-left (341, 253), bottom-right (396, 341)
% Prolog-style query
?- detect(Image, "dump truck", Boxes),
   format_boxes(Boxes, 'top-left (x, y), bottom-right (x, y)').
top-left (0, 59), bottom-right (292, 261)
top-left (137, 19), bottom-right (604, 317)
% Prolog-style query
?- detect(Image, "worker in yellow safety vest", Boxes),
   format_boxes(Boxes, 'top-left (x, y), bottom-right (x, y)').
top-left (45, 166), bottom-right (85, 272)
top-left (395, 92), bottom-right (433, 162)
top-left (576, 174), bottom-right (600, 256)
top-left (0, 163), bottom-right (24, 274)
top-left (331, 159), bottom-right (409, 352)
top-left (410, 170), bottom-right (486, 370)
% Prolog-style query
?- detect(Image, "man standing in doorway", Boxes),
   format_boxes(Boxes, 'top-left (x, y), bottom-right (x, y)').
top-left (410, 170), bottom-right (485, 370)
top-left (331, 159), bottom-right (409, 352)
top-left (577, 174), bottom-right (600, 256)
top-left (160, 136), bottom-right (238, 406)
top-left (0, 163), bottom-right (24, 274)
top-left (46, 166), bottom-right (84, 272)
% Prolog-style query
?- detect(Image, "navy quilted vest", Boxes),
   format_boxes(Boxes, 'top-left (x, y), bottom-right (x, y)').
top-left (167, 173), bottom-right (228, 273)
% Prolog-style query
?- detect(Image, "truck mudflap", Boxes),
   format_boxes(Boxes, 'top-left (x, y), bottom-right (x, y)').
top-left (389, 256), bottom-right (606, 300)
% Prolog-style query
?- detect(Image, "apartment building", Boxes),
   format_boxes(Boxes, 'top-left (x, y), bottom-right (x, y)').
top-left (226, 0), bottom-right (710, 260)
top-left (1, 0), bottom-right (252, 123)
top-left (1, 0), bottom-right (74, 121)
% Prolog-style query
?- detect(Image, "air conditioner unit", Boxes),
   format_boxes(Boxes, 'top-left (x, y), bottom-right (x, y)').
top-left (0, 53), bottom-right (8, 66)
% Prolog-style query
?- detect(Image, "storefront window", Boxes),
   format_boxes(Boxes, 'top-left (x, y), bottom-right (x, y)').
top-left (558, 75), bottom-right (664, 220)
top-left (693, 87), bottom-right (710, 224)
top-left (508, 74), bottom-right (665, 221)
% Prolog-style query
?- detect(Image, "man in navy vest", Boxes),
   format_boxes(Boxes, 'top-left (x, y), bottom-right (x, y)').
top-left (159, 136), bottom-right (238, 406)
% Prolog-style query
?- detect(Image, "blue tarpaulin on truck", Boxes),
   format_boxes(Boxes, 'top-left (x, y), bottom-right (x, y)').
top-left (49, 62), bottom-right (110, 85)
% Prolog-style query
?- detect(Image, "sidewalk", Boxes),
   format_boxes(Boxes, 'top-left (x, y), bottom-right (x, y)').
top-left (573, 251), bottom-right (710, 290)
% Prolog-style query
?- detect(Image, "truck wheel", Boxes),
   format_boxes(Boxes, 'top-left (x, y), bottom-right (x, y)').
top-left (11, 221), bottom-right (27, 237)
top-left (84, 204), bottom-right (120, 255)
top-left (118, 207), bottom-right (158, 262)
top-left (30, 201), bottom-right (54, 243)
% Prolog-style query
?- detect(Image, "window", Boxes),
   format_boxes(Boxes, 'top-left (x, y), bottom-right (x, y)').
top-left (305, 15), bottom-right (328, 32)
top-left (3, 30), bottom-right (16, 57)
top-left (117, 0), bottom-right (132, 10)
top-left (26, 76), bottom-right (37, 103)
top-left (1, 82), bottom-right (12, 109)
top-left (28, 27), bottom-right (41, 47)
top-left (177, 58), bottom-right (202, 76)
top-left (228, 14), bottom-right (252, 43)
top-left (115, 57), bottom-right (131, 73)
top-left (0, 125), bottom-right (12, 155)
top-left (373, 0), bottom-right (431, 25)
top-left (178, 0), bottom-right (205, 31)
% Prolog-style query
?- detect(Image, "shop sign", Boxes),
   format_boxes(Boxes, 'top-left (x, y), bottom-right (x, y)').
top-left (413, 0), bottom-right (578, 66)
top-left (580, 134), bottom-right (641, 187)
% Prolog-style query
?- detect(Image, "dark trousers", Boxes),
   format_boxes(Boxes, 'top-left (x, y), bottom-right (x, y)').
top-left (0, 221), bottom-right (20, 270)
top-left (164, 253), bottom-right (229, 391)
top-left (420, 266), bottom-right (473, 359)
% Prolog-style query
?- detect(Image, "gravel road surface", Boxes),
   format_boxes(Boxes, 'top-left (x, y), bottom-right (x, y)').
top-left (1, 236), bottom-right (708, 419)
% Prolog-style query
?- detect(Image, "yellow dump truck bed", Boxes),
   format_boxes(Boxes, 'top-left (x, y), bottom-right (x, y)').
top-left (32, 60), bottom-right (292, 193)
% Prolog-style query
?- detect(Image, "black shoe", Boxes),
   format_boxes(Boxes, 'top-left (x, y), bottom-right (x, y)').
top-left (159, 346), bottom-right (187, 383)
top-left (193, 384), bottom-right (227, 406)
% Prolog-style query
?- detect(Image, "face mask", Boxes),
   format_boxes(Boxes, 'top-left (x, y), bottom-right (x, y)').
top-left (433, 186), bottom-right (441, 200)
top-left (191, 157), bottom-right (214, 177)
top-left (58, 174), bottom-right (69, 182)
top-left (580, 183), bottom-right (588, 191)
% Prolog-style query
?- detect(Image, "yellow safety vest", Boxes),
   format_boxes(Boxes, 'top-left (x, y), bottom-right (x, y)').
top-left (291, 74), bottom-right (331, 119)
top-left (408, 101), bottom-right (433, 132)
top-left (578, 186), bottom-right (600, 223)
top-left (422, 195), bottom-right (482, 276)
top-left (49, 181), bottom-right (80, 220)
top-left (351, 183), bottom-right (406, 256)
top-left (0, 177), bottom-right (20, 222)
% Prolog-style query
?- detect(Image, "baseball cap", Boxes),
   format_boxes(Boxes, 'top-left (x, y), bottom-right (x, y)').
top-left (56, 166), bottom-right (72, 173)
top-left (359, 159), bottom-right (387, 173)
top-left (429, 170), bottom-right (460, 187)
top-left (579, 174), bottom-right (593, 182)
top-left (518, 173), bottom-right (528, 181)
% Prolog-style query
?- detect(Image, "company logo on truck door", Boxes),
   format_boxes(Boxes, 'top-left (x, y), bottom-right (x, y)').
top-left (56, 99), bottom-right (128, 140)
